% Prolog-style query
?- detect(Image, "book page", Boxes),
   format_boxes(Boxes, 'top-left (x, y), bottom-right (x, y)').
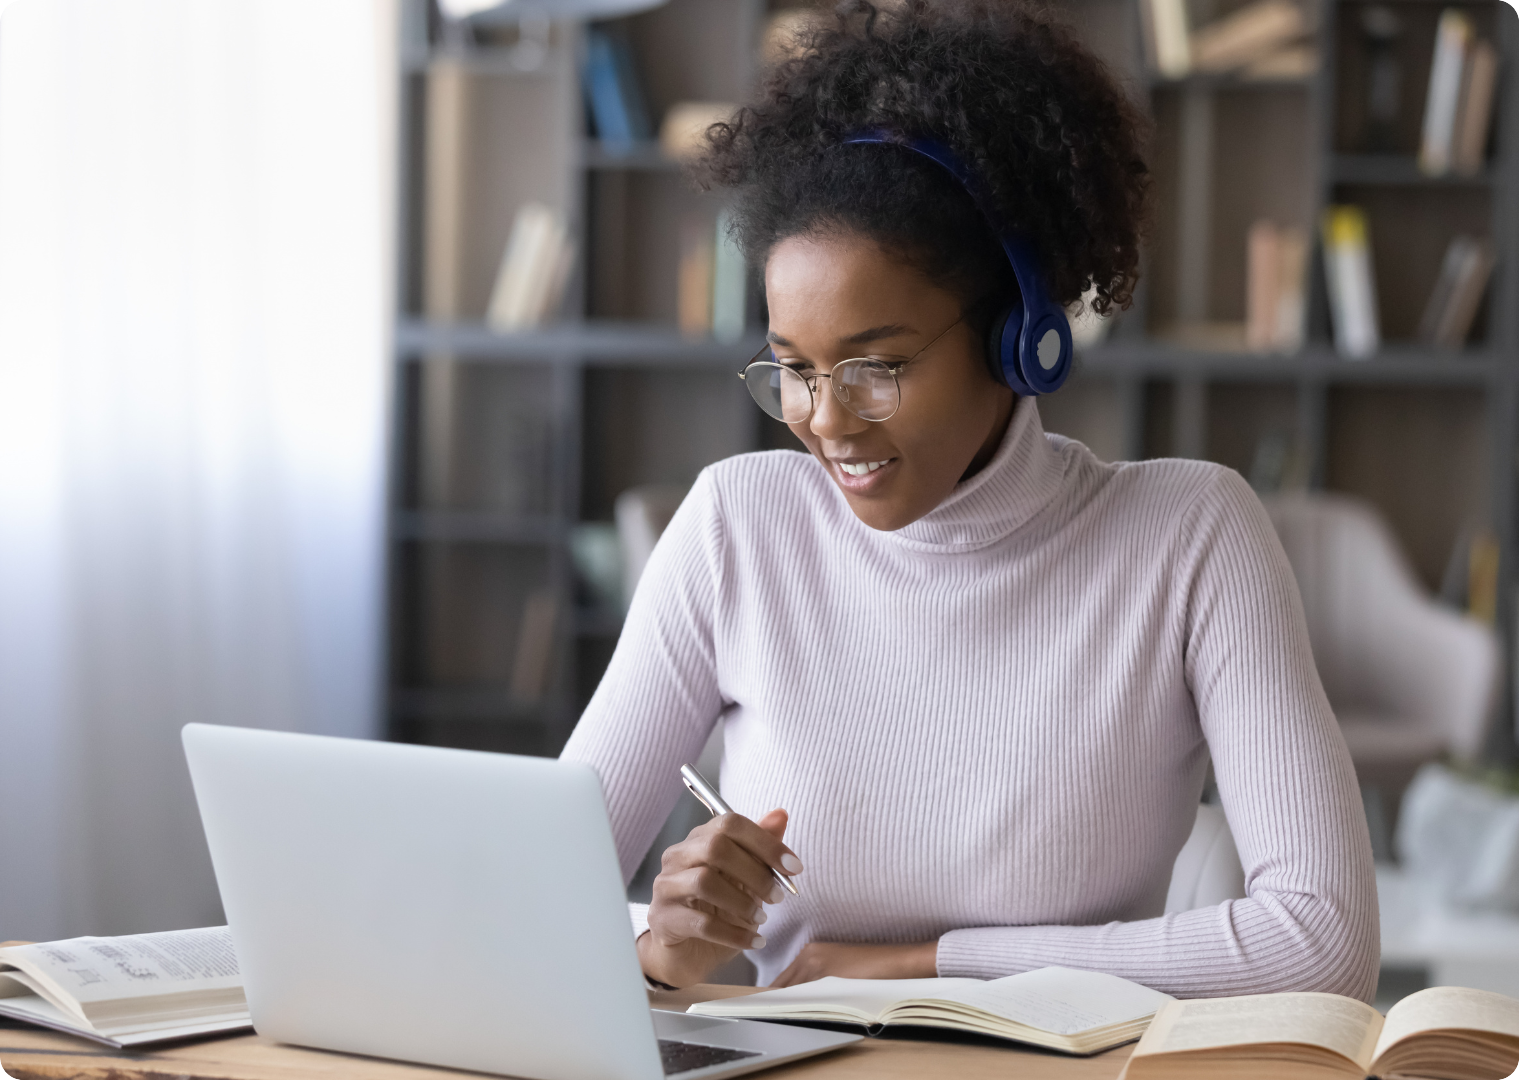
top-left (1374, 987), bottom-right (1519, 1064)
top-left (688, 976), bottom-right (988, 1023)
top-left (0, 926), bottom-right (242, 1010)
top-left (928, 967), bottom-right (1173, 1035)
top-left (1139, 993), bottom-right (1381, 1068)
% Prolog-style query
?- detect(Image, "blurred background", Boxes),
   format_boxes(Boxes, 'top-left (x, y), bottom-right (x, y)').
top-left (2, 0), bottom-right (1519, 1010)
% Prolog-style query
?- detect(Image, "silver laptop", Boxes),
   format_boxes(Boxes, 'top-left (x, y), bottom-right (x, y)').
top-left (181, 724), bottom-right (857, 1080)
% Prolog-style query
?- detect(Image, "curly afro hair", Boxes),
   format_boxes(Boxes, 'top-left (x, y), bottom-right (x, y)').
top-left (698, 0), bottom-right (1151, 318)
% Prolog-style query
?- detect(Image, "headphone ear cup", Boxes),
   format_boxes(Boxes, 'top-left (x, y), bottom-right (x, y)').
top-left (986, 303), bottom-right (1037, 396)
top-left (984, 307), bottom-right (1013, 386)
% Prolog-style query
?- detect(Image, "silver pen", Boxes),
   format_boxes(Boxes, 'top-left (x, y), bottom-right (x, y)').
top-left (679, 763), bottom-right (800, 897)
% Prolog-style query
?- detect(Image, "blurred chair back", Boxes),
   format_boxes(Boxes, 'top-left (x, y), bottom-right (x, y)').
top-left (1261, 493), bottom-right (1501, 799)
top-left (614, 484), bottom-right (689, 608)
top-left (1165, 804), bottom-right (1246, 914)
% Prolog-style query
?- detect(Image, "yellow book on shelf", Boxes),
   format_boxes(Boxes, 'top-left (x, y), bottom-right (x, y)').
top-left (1321, 206), bottom-right (1379, 359)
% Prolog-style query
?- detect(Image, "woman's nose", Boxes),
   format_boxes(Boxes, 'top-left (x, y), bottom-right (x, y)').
top-left (808, 375), bottom-right (869, 440)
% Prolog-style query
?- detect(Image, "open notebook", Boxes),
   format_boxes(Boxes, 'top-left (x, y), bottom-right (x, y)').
top-left (689, 966), bottom-right (1173, 1055)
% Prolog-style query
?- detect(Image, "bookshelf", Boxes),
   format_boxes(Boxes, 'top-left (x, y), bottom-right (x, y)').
top-left (389, 0), bottom-right (1519, 760)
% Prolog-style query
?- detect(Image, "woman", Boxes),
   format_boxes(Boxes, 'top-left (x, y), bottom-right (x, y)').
top-left (562, 0), bottom-right (1377, 998)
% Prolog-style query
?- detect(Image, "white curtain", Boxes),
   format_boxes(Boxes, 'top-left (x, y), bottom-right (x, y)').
top-left (0, 0), bottom-right (393, 940)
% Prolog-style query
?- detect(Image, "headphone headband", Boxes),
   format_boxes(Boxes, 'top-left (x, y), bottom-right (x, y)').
top-left (840, 131), bottom-right (1072, 396)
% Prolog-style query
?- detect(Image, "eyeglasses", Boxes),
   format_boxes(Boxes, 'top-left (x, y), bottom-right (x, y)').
top-left (736, 316), bottom-right (964, 424)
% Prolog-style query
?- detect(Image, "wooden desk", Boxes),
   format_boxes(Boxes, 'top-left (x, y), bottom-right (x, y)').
top-left (0, 986), bottom-right (1134, 1080)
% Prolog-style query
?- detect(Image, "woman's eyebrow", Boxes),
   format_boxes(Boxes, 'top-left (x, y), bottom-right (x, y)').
top-left (765, 324), bottom-right (916, 349)
top-left (840, 323), bottom-right (914, 346)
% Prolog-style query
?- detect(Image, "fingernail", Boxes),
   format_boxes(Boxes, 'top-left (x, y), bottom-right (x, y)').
top-left (755, 909), bottom-right (767, 925)
top-left (750, 935), bottom-right (766, 949)
top-left (768, 884), bottom-right (785, 903)
top-left (780, 853), bottom-right (803, 875)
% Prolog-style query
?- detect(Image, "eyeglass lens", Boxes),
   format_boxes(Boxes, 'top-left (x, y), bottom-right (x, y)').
top-left (743, 358), bottom-right (900, 423)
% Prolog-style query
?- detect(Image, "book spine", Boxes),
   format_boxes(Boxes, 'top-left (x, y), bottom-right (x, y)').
top-left (1246, 220), bottom-right (1281, 352)
top-left (1321, 206), bottom-right (1379, 360)
top-left (1148, 0), bottom-right (1191, 78)
top-left (712, 209), bottom-right (747, 344)
top-left (582, 29), bottom-right (632, 144)
top-left (1273, 227), bottom-right (1307, 353)
top-left (510, 590), bottom-right (559, 700)
top-left (1419, 10), bottom-right (1472, 176)
top-left (607, 31), bottom-right (652, 141)
top-left (1436, 238), bottom-right (1494, 348)
top-left (1190, 0), bottom-right (1306, 75)
top-left (1453, 39), bottom-right (1498, 176)
top-left (1418, 236), bottom-right (1469, 345)
top-left (678, 216), bottom-right (715, 336)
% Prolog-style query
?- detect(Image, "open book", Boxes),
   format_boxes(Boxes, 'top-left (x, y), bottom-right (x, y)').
top-left (1119, 986), bottom-right (1519, 1079)
top-left (689, 966), bottom-right (1172, 1055)
top-left (0, 926), bottom-right (250, 1047)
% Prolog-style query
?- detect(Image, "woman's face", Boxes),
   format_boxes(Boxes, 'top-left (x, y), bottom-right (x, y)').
top-left (763, 231), bottom-right (1017, 532)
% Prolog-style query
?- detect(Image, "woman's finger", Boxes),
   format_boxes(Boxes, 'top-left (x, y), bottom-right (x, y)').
top-left (710, 811), bottom-right (804, 879)
top-left (652, 900), bottom-right (766, 952)
top-left (662, 819), bottom-right (784, 904)
top-left (654, 865), bottom-right (764, 930)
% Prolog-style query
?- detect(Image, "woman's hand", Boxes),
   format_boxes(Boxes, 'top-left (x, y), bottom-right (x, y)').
top-left (769, 941), bottom-right (938, 988)
top-left (638, 808), bottom-right (802, 988)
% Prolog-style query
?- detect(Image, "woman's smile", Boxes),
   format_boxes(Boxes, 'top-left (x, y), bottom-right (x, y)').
top-left (830, 455), bottom-right (899, 491)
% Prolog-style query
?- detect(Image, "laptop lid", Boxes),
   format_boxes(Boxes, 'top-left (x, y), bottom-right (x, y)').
top-left (182, 724), bottom-right (664, 1080)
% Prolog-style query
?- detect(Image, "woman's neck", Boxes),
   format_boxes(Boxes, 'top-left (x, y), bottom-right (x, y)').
top-left (960, 393), bottom-right (1019, 482)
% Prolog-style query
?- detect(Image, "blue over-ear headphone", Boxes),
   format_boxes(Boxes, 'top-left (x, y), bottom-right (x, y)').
top-left (842, 132), bottom-right (1072, 396)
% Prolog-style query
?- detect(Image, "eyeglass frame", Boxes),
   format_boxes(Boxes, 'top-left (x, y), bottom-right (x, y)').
top-left (735, 314), bottom-right (966, 424)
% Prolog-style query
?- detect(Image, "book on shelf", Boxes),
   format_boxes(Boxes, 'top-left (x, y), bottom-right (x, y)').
top-left (581, 23), bottom-right (651, 147)
top-left (486, 202), bottom-right (574, 331)
top-left (1321, 205), bottom-right (1380, 360)
top-left (510, 589), bottom-right (559, 700)
top-left (689, 966), bottom-right (1172, 1055)
top-left (1436, 522), bottom-right (1499, 625)
top-left (1190, 0), bottom-right (1308, 75)
top-left (1240, 42), bottom-right (1316, 81)
top-left (1468, 527), bottom-right (1500, 624)
top-left (0, 927), bottom-right (249, 1048)
top-left (1245, 219), bottom-right (1307, 353)
top-left (1118, 985), bottom-right (1519, 1079)
top-left (1453, 38), bottom-right (1499, 176)
top-left (677, 215), bottom-right (716, 337)
top-left (712, 207), bottom-right (747, 344)
top-left (1139, 0), bottom-right (1191, 79)
top-left (1419, 10), bottom-right (1474, 176)
top-left (1418, 234), bottom-right (1494, 349)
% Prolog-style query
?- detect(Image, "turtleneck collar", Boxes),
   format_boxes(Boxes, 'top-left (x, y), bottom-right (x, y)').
top-left (881, 396), bottom-right (1068, 553)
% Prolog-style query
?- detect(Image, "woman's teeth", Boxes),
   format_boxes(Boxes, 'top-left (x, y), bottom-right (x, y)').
top-left (840, 460), bottom-right (890, 476)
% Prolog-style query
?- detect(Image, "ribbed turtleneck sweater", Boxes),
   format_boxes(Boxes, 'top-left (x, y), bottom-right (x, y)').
top-left (561, 398), bottom-right (1379, 999)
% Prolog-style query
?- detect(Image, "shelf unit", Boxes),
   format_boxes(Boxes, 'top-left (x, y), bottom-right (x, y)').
top-left (388, 0), bottom-right (1519, 760)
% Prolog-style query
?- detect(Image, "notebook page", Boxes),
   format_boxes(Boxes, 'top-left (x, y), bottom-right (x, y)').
top-left (1374, 987), bottom-right (1519, 1064)
top-left (1140, 993), bottom-right (1380, 1067)
top-left (690, 976), bottom-right (987, 1021)
top-left (928, 967), bottom-right (1173, 1035)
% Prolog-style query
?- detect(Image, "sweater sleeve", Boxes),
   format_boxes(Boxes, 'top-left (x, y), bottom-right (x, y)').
top-left (936, 469), bottom-right (1380, 1001)
top-left (560, 470), bottom-right (727, 885)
